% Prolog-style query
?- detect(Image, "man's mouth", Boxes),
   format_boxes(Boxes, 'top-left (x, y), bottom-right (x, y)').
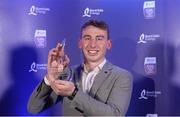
top-left (88, 50), bottom-right (99, 55)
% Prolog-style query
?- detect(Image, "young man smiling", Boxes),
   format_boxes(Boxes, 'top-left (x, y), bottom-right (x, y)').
top-left (28, 19), bottom-right (133, 116)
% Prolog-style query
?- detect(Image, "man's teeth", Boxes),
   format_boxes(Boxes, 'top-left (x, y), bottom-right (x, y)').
top-left (88, 50), bottom-right (97, 54)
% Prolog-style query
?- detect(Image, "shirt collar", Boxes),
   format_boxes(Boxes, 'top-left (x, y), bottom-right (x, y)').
top-left (83, 59), bottom-right (107, 73)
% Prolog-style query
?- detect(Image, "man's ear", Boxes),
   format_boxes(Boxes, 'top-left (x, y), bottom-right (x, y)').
top-left (107, 39), bottom-right (112, 49)
top-left (78, 39), bottom-right (83, 49)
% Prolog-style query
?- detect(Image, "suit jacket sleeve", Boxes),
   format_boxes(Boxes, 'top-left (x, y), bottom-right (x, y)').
top-left (27, 80), bottom-right (61, 114)
top-left (69, 68), bottom-right (133, 116)
top-left (27, 67), bottom-right (72, 114)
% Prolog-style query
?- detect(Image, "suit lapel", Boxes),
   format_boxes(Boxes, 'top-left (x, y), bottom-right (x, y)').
top-left (89, 62), bottom-right (113, 97)
top-left (73, 65), bottom-right (83, 89)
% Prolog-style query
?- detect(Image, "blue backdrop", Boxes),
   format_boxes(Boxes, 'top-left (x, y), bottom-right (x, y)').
top-left (0, 0), bottom-right (179, 116)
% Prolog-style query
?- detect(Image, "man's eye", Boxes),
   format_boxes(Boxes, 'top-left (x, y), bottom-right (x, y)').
top-left (84, 37), bottom-right (91, 40)
top-left (96, 37), bottom-right (103, 41)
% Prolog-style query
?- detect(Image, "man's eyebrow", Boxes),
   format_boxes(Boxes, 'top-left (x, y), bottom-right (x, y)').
top-left (82, 35), bottom-right (91, 38)
top-left (96, 35), bottom-right (105, 38)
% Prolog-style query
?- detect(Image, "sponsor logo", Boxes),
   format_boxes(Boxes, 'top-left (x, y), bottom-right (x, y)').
top-left (144, 57), bottom-right (157, 75)
top-left (28, 5), bottom-right (50, 16)
top-left (82, 7), bottom-right (104, 17)
top-left (146, 114), bottom-right (158, 117)
top-left (137, 33), bottom-right (160, 44)
top-left (34, 30), bottom-right (47, 48)
top-left (143, 1), bottom-right (155, 19)
top-left (138, 89), bottom-right (148, 99)
top-left (29, 62), bottom-right (47, 72)
top-left (139, 89), bottom-right (161, 100)
top-left (138, 33), bottom-right (146, 44)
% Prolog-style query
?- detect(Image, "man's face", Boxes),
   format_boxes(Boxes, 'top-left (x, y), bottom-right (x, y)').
top-left (79, 25), bottom-right (112, 63)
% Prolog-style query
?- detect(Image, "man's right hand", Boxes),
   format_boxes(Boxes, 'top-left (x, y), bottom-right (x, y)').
top-left (46, 43), bottom-right (70, 84)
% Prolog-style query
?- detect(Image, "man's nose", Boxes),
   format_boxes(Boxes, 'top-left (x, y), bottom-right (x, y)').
top-left (89, 39), bottom-right (96, 48)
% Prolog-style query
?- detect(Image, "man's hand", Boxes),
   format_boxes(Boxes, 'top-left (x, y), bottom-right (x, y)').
top-left (47, 43), bottom-right (70, 83)
top-left (45, 42), bottom-right (75, 97)
top-left (50, 79), bottom-right (75, 96)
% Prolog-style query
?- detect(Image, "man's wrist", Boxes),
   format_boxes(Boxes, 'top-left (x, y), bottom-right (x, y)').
top-left (68, 85), bottom-right (78, 100)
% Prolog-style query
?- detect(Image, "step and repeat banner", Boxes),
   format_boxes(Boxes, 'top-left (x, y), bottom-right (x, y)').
top-left (0, 0), bottom-right (179, 116)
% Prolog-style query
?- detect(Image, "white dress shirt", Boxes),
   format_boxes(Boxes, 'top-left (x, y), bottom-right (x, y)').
top-left (82, 59), bottom-right (106, 93)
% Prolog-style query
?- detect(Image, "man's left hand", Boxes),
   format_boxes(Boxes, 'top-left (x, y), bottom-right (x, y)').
top-left (50, 79), bottom-right (75, 97)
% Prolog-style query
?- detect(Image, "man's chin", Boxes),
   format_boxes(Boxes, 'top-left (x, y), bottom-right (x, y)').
top-left (86, 58), bottom-right (101, 63)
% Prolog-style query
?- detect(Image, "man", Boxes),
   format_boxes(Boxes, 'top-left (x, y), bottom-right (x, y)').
top-left (28, 19), bottom-right (133, 116)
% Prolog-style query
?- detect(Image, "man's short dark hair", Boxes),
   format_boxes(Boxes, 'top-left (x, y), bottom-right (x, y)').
top-left (81, 19), bottom-right (110, 39)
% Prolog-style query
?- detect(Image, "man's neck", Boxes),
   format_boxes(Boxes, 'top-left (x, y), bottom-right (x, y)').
top-left (84, 59), bottom-right (105, 72)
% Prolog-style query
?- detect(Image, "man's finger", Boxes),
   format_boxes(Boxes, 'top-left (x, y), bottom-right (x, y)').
top-left (48, 48), bottom-right (58, 65)
top-left (54, 79), bottom-right (69, 85)
top-left (63, 55), bottom-right (70, 67)
top-left (56, 43), bottom-right (64, 55)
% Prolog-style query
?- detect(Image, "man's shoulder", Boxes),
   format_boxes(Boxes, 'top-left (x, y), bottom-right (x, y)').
top-left (106, 62), bottom-right (133, 80)
top-left (112, 64), bottom-right (130, 74)
top-left (105, 61), bottom-right (128, 72)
